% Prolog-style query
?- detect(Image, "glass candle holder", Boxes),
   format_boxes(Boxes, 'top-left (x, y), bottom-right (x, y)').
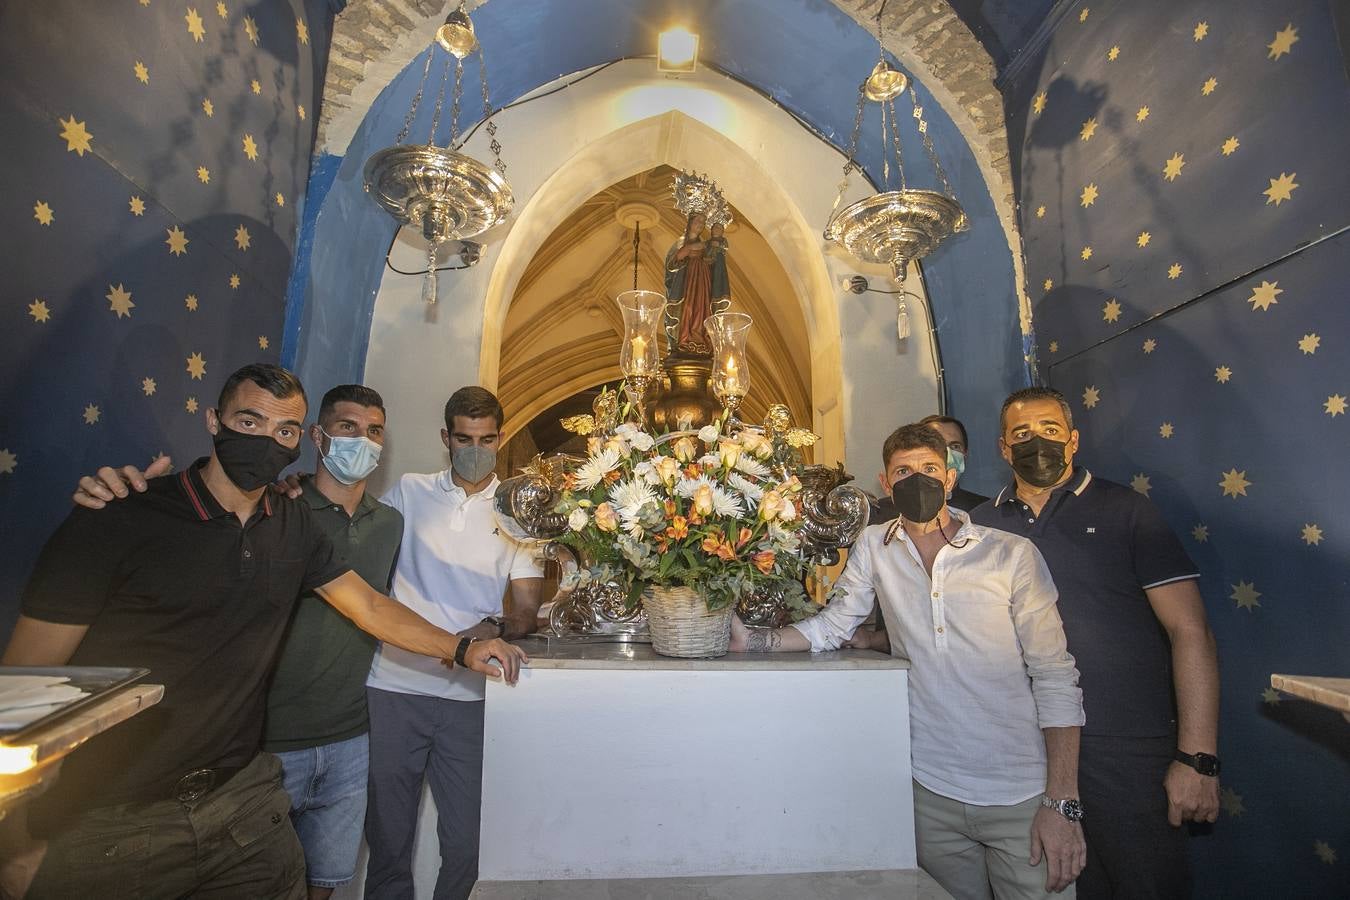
top-left (616, 290), bottom-right (667, 423)
top-left (705, 312), bottom-right (752, 421)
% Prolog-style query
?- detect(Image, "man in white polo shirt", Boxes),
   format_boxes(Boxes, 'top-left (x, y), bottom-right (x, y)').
top-left (364, 387), bottom-right (544, 900)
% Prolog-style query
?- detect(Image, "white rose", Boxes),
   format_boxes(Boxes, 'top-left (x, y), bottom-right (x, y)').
top-left (630, 431), bottom-right (655, 451)
top-left (568, 508), bottom-right (589, 531)
top-left (698, 424), bottom-right (720, 445)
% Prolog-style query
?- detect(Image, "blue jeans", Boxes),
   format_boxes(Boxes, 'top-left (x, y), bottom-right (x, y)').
top-left (275, 734), bottom-right (369, 889)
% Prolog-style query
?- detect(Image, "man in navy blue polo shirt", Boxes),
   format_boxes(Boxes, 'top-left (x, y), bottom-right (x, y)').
top-left (971, 387), bottom-right (1220, 900)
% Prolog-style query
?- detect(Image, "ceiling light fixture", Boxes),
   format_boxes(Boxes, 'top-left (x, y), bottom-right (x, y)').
top-left (657, 27), bottom-right (699, 74)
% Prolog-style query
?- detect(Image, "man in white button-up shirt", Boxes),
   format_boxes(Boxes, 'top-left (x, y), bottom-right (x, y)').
top-left (731, 423), bottom-right (1087, 899)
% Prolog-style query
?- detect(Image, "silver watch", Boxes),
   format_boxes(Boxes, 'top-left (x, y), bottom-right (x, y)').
top-left (1042, 795), bottom-right (1085, 822)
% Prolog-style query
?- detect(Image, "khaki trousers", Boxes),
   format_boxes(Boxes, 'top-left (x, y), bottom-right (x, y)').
top-left (914, 781), bottom-right (1075, 900)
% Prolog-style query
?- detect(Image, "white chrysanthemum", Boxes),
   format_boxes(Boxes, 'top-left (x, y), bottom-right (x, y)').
top-left (727, 471), bottom-right (763, 503)
top-left (734, 454), bottom-right (771, 479)
top-left (711, 486), bottom-right (744, 518)
top-left (610, 478), bottom-right (658, 527)
top-left (675, 474), bottom-right (714, 498)
top-left (574, 447), bottom-right (622, 489)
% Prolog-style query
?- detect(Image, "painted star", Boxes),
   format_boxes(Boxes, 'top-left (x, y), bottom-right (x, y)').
top-left (297, 18), bottom-right (309, 44)
top-left (106, 283), bottom-right (135, 318)
top-left (1081, 246), bottom-right (1094, 260)
top-left (1130, 473), bottom-right (1151, 496)
top-left (1301, 523), bottom-right (1323, 546)
top-left (1080, 117), bottom-right (1098, 141)
top-left (202, 98), bottom-right (215, 117)
top-left (1163, 152), bottom-right (1186, 181)
top-left (1201, 76), bottom-right (1218, 96)
top-left (186, 396), bottom-right (200, 414)
top-left (250, 79), bottom-right (262, 95)
top-left (1326, 394), bottom-right (1348, 417)
top-left (1268, 24), bottom-right (1299, 60)
top-left (185, 293), bottom-right (199, 311)
top-left (1107, 45), bottom-right (1120, 61)
top-left (1264, 172), bottom-right (1298, 206)
top-left (1079, 8), bottom-right (1090, 23)
top-left (1193, 21), bottom-right (1208, 42)
top-left (33, 201), bottom-right (53, 226)
top-left (141, 377), bottom-right (157, 396)
top-left (1136, 106), bottom-right (1150, 123)
top-left (1191, 524), bottom-right (1209, 543)
top-left (1298, 333), bottom-right (1320, 354)
top-left (274, 192), bottom-right (286, 207)
top-left (1230, 580), bottom-right (1260, 610)
top-left (1262, 686), bottom-right (1281, 705)
top-left (0, 448), bottom-right (15, 475)
top-left (1221, 136), bottom-right (1240, 156)
top-left (1137, 231), bottom-right (1151, 248)
top-left (1168, 263), bottom-right (1183, 279)
top-left (1220, 788), bottom-right (1244, 817)
top-left (1219, 468), bottom-right (1251, 498)
top-left (1159, 422), bottom-right (1174, 438)
top-left (258, 335), bottom-right (270, 350)
top-left (297, 104), bottom-right (307, 120)
top-left (1215, 365), bottom-right (1232, 383)
top-left (229, 273), bottom-right (241, 289)
top-left (1035, 205), bottom-right (1046, 218)
top-left (83, 403), bottom-right (101, 426)
top-left (1043, 278), bottom-right (1054, 292)
top-left (242, 134), bottom-right (259, 161)
top-left (58, 115), bottom-right (93, 156)
top-left (1247, 280), bottom-right (1282, 311)
top-left (1313, 841), bottom-right (1336, 865)
top-left (129, 195), bottom-right (146, 216)
top-left (1080, 183), bottom-right (1098, 207)
top-left (1033, 92), bottom-right (1047, 115)
top-left (243, 15), bottom-right (259, 45)
top-left (216, 1), bottom-right (227, 19)
top-left (28, 299), bottom-right (51, 323)
top-left (1143, 338), bottom-right (1157, 354)
top-left (185, 7), bottom-right (206, 42)
top-left (197, 165), bottom-right (211, 184)
top-left (1082, 386), bottom-right (1101, 409)
top-left (234, 225), bottom-right (251, 250)
top-left (1103, 299), bottom-right (1122, 323)
top-left (1048, 340), bottom-right (1059, 353)
top-left (186, 352), bottom-right (207, 380)
top-left (133, 61), bottom-right (149, 84)
top-left (165, 225), bottom-right (190, 256)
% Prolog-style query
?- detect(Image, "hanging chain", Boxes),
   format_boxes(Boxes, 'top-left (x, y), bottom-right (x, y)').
top-left (477, 45), bottom-right (506, 176)
top-left (824, 83), bottom-right (868, 237)
top-left (888, 97), bottom-right (908, 192)
top-left (631, 223), bottom-right (641, 290)
top-left (428, 53), bottom-right (453, 146)
top-left (396, 47), bottom-right (435, 145)
top-left (449, 58), bottom-right (464, 145)
top-left (909, 85), bottom-right (955, 198)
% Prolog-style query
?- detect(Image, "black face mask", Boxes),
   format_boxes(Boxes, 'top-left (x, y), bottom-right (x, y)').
top-left (1010, 435), bottom-right (1069, 488)
top-left (212, 421), bottom-right (301, 491)
top-left (891, 473), bottom-right (947, 524)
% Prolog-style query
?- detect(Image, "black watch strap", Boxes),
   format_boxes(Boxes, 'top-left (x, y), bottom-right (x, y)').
top-left (482, 616), bottom-right (506, 638)
top-left (1174, 749), bottom-right (1221, 776)
top-left (453, 637), bottom-right (477, 668)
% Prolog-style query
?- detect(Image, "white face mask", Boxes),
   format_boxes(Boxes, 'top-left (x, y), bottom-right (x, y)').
top-left (320, 430), bottom-right (382, 484)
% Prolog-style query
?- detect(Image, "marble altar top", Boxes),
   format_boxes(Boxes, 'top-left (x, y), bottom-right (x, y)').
top-left (515, 636), bottom-right (910, 671)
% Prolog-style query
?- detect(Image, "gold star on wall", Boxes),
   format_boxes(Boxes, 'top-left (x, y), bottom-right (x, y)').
top-left (244, 15), bottom-right (259, 45)
top-left (1044, 278), bottom-right (1054, 292)
top-left (1268, 24), bottom-right (1298, 60)
top-left (216, 2), bottom-right (227, 19)
top-left (1035, 205), bottom-right (1046, 218)
top-left (165, 226), bottom-right (190, 256)
top-left (1032, 92), bottom-right (1048, 115)
top-left (275, 192), bottom-right (286, 207)
top-left (1191, 524), bottom-right (1209, 542)
top-left (197, 166), bottom-right (211, 184)
top-left (1220, 787), bottom-right (1243, 817)
top-left (1081, 246), bottom-right (1094, 260)
top-left (202, 98), bottom-right (215, 117)
top-left (185, 7), bottom-right (206, 42)
top-left (186, 396), bottom-right (199, 413)
top-left (234, 225), bottom-right (251, 250)
top-left (1301, 523), bottom-right (1323, 546)
top-left (83, 403), bottom-right (101, 425)
top-left (229, 273), bottom-right (241, 289)
top-left (1201, 76), bottom-right (1218, 96)
top-left (1137, 231), bottom-right (1151, 247)
top-left (1080, 183), bottom-right (1098, 207)
top-left (1131, 473), bottom-right (1151, 496)
top-left (1103, 299), bottom-right (1122, 322)
top-left (106, 283), bottom-right (135, 318)
top-left (298, 104), bottom-right (307, 120)
top-left (1220, 468), bottom-right (1251, 498)
top-left (258, 336), bottom-right (270, 349)
top-left (133, 61), bottom-right (149, 84)
top-left (1221, 136), bottom-right (1240, 156)
top-left (1262, 686), bottom-right (1281, 705)
top-left (1049, 340), bottom-right (1059, 353)
top-left (1143, 338), bottom-right (1157, 354)
top-left (1193, 21), bottom-right (1208, 41)
top-left (297, 18), bottom-right (309, 44)
top-left (1298, 333), bottom-right (1320, 354)
top-left (1080, 117), bottom-right (1098, 141)
top-left (1247, 280), bottom-right (1282, 311)
top-left (1168, 263), bottom-right (1183, 279)
top-left (1159, 422), bottom-right (1174, 438)
top-left (58, 115), bottom-right (93, 156)
top-left (28, 299), bottom-right (51, 323)
top-left (1264, 173), bottom-right (1298, 205)
top-left (1107, 45), bottom-right (1120, 61)
top-left (0, 449), bottom-right (15, 475)
top-left (1313, 841), bottom-right (1336, 865)
top-left (185, 293), bottom-right (199, 311)
top-left (1215, 365), bottom-right (1232, 383)
top-left (33, 201), bottom-right (53, 225)
top-left (186, 352), bottom-right (207, 380)
top-left (250, 79), bottom-right (262, 95)
top-left (1326, 394), bottom-right (1347, 417)
top-left (1230, 580), bottom-right (1261, 610)
top-left (1163, 152), bottom-right (1186, 181)
top-left (129, 195), bottom-right (146, 216)
top-left (242, 134), bottom-right (259, 161)
top-left (1082, 386), bottom-right (1101, 408)
top-left (1136, 106), bottom-right (1150, 123)
top-left (1079, 8), bottom-right (1090, 22)
top-left (142, 377), bottom-right (157, 396)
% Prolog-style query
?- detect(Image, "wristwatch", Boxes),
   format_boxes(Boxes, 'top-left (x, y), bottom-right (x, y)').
top-left (453, 637), bottom-right (478, 668)
top-left (1041, 795), bottom-right (1085, 822)
top-left (1174, 749), bottom-right (1221, 776)
top-left (481, 616), bottom-right (506, 638)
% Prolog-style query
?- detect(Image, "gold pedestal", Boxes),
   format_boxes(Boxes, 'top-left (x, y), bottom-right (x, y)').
top-left (650, 354), bottom-right (723, 432)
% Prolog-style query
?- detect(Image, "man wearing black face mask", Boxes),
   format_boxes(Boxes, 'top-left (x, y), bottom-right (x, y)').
top-left (971, 387), bottom-right (1220, 900)
top-left (731, 423), bottom-right (1088, 899)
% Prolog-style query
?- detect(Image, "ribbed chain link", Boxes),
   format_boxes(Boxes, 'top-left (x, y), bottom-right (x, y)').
top-left (395, 47), bottom-right (434, 145)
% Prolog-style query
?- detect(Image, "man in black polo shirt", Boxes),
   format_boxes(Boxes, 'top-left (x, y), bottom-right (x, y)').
top-left (0, 364), bottom-right (526, 900)
top-left (970, 386), bottom-right (1220, 900)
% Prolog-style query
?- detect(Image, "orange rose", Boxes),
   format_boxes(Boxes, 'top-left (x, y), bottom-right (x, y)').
top-left (594, 502), bottom-right (618, 532)
top-left (692, 484), bottom-right (714, 517)
top-left (673, 436), bottom-right (697, 462)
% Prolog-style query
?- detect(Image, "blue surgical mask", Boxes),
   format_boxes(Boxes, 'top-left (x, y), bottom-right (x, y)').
top-left (321, 430), bottom-right (382, 485)
top-left (947, 447), bottom-right (966, 478)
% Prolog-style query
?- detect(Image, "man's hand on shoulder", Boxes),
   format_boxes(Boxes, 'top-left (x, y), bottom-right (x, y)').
top-left (275, 472), bottom-right (304, 499)
top-left (1030, 805), bottom-right (1086, 893)
top-left (1164, 761), bottom-right (1220, 826)
top-left (73, 455), bottom-right (173, 509)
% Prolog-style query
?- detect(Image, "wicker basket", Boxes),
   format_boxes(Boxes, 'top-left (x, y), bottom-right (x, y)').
top-left (643, 585), bottom-right (733, 658)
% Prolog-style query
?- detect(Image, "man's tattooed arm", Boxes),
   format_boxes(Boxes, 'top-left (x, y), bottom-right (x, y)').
top-left (743, 627), bottom-right (783, 652)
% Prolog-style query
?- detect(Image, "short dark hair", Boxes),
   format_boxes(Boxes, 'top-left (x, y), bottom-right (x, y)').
top-left (881, 423), bottom-right (950, 470)
top-left (1000, 386), bottom-right (1074, 434)
top-left (444, 386), bottom-right (504, 431)
top-left (319, 384), bottom-right (386, 425)
top-left (917, 414), bottom-right (970, 449)
top-left (217, 363), bottom-right (307, 415)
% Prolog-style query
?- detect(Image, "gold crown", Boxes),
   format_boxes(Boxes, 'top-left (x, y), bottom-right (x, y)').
top-left (672, 170), bottom-right (732, 227)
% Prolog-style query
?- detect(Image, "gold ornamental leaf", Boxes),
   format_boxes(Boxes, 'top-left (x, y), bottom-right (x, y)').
top-left (784, 428), bottom-right (820, 448)
top-left (560, 414), bottom-right (596, 435)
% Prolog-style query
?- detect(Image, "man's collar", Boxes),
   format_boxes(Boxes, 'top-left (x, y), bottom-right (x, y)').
top-left (885, 507), bottom-right (983, 545)
top-left (435, 469), bottom-right (499, 499)
top-left (301, 472), bottom-right (381, 518)
top-left (994, 467), bottom-right (1092, 507)
top-left (180, 457), bottom-right (274, 519)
